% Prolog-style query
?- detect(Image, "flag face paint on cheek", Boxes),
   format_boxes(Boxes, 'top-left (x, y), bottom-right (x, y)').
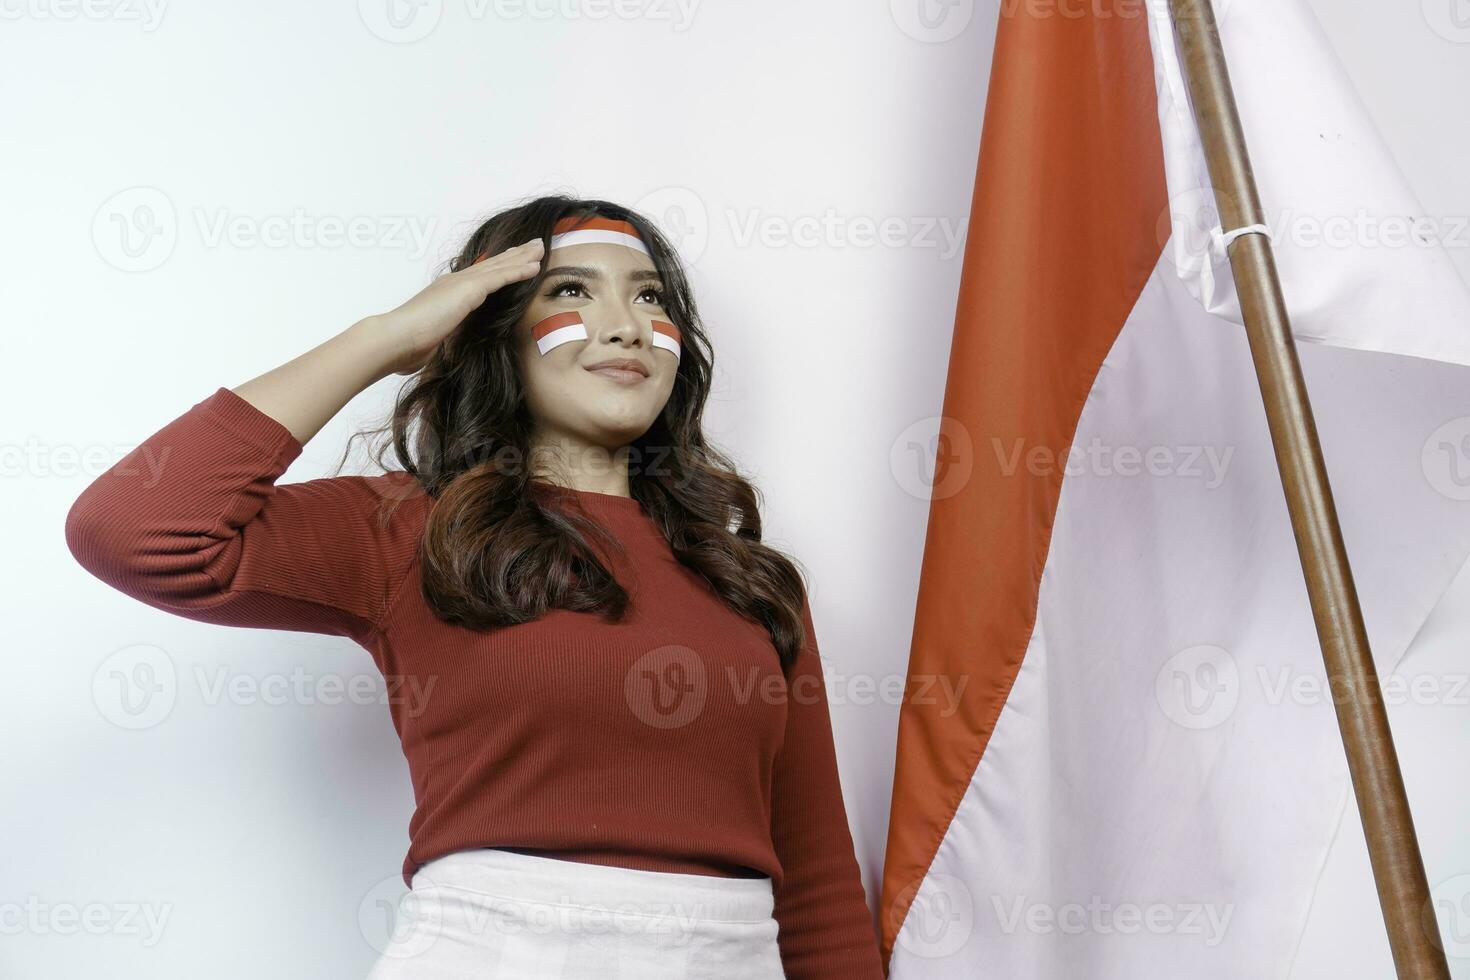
top-left (532, 311), bottom-right (589, 356)
top-left (531, 311), bottom-right (680, 362)
top-left (650, 319), bottom-right (682, 361)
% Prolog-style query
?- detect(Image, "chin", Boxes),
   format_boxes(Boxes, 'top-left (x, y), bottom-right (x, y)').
top-left (581, 405), bottom-right (654, 443)
top-left (592, 415), bottom-right (655, 445)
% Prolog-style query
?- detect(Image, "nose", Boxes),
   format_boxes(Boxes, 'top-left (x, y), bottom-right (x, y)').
top-left (588, 298), bottom-right (649, 351)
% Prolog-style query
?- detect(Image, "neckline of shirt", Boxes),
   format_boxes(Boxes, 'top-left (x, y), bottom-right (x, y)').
top-left (529, 478), bottom-right (648, 516)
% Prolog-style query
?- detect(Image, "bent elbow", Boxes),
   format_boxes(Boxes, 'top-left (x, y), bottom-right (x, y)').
top-left (65, 482), bottom-right (137, 587)
top-left (63, 481), bottom-right (196, 602)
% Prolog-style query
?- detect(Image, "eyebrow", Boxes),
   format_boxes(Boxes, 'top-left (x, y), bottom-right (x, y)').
top-left (543, 265), bottom-right (665, 284)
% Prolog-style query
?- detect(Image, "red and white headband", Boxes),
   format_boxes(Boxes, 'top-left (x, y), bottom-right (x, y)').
top-left (472, 216), bottom-right (650, 264)
top-left (548, 215), bottom-right (650, 256)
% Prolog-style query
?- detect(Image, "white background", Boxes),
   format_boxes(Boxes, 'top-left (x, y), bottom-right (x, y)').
top-left (0, 0), bottom-right (1465, 977)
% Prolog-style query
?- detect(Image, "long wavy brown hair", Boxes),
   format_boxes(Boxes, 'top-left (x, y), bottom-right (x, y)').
top-left (352, 194), bottom-right (811, 672)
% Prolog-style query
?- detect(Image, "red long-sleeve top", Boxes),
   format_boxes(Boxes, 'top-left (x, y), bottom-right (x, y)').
top-left (63, 386), bottom-right (884, 979)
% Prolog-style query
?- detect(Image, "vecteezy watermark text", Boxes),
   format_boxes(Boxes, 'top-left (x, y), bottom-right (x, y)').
top-left (993, 437), bottom-right (1235, 489)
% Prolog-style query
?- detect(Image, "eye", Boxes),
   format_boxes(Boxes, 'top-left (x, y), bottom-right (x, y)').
top-left (547, 279), bottom-right (588, 299)
top-left (636, 285), bottom-right (667, 306)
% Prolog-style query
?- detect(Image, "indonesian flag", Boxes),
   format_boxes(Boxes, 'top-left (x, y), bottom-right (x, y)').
top-left (878, 1), bottom-right (1470, 978)
top-left (533, 311), bottom-right (588, 355)
top-left (651, 318), bottom-right (682, 360)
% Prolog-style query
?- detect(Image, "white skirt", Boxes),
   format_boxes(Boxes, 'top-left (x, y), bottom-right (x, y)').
top-left (364, 847), bottom-right (787, 979)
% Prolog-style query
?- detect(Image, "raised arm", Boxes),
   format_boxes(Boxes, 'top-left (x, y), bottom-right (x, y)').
top-left (768, 593), bottom-right (886, 979)
top-left (66, 382), bottom-right (432, 640)
top-left (232, 236), bottom-right (546, 442)
top-left (64, 239), bottom-right (547, 638)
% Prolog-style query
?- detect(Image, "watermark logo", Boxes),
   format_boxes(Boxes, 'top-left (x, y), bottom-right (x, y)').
top-left (1422, 416), bottom-right (1470, 501)
top-left (358, 0), bottom-right (443, 42)
top-left (191, 207), bottom-right (436, 256)
top-left (0, 0), bottom-right (168, 30)
top-left (1275, 208), bottom-right (1468, 251)
top-left (891, 0), bottom-right (974, 43)
top-left (634, 186), bottom-right (710, 265)
top-left (484, 0), bottom-right (702, 29)
top-left (892, 872), bottom-right (976, 959)
top-left (92, 188), bottom-right (439, 271)
top-left (1426, 872), bottom-right (1470, 957)
top-left (1155, 644), bottom-right (1239, 730)
top-left (992, 436), bottom-right (1234, 489)
top-left (0, 896), bottom-right (172, 944)
top-left (1422, 0), bottom-right (1470, 43)
top-left (720, 663), bottom-right (968, 715)
top-left (1158, 184), bottom-right (1236, 278)
top-left (358, 0), bottom-right (701, 42)
top-left (92, 187), bottom-right (177, 273)
top-left (725, 208), bottom-right (966, 259)
top-left (191, 665), bottom-right (440, 716)
top-left (624, 644), bottom-right (707, 729)
top-left (1, 438), bottom-right (169, 481)
top-left (1258, 666), bottom-right (1469, 709)
top-left (992, 894), bottom-right (1234, 947)
top-left (630, 189), bottom-right (966, 265)
top-left (91, 655), bottom-right (438, 729)
top-left (92, 644), bottom-right (178, 730)
top-left (891, 415), bottom-right (975, 501)
top-left (358, 874), bottom-right (445, 957)
top-left (1160, 194), bottom-right (1470, 271)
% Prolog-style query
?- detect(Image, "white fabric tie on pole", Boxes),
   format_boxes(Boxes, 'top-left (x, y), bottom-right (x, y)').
top-left (1215, 223), bottom-right (1273, 249)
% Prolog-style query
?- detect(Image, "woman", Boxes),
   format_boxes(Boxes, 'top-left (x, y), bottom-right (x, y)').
top-left (65, 195), bottom-right (884, 979)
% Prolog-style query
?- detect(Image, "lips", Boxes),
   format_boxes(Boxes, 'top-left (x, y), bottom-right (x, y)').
top-left (584, 357), bottom-right (651, 384)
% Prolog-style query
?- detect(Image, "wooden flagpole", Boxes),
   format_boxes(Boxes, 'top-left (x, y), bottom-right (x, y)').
top-left (1165, 1), bottom-right (1449, 975)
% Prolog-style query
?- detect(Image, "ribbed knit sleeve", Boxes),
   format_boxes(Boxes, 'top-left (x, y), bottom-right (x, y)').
top-left (768, 595), bottom-right (886, 979)
top-left (64, 386), bottom-right (422, 641)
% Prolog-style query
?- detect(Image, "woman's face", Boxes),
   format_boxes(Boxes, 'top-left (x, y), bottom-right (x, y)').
top-left (517, 237), bottom-right (679, 463)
